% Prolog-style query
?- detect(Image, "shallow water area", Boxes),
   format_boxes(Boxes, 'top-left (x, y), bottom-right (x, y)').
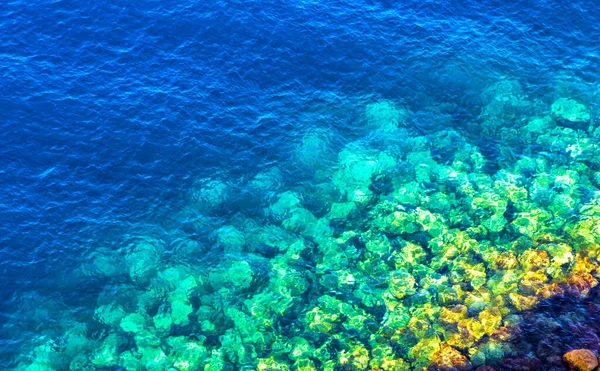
top-left (1, 1), bottom-right (600, 370)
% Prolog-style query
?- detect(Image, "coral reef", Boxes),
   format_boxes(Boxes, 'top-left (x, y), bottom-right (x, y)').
top-left (9, 79), bottom-right (600, 371)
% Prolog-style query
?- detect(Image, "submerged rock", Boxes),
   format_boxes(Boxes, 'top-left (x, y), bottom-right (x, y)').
top-left (430, 344), bottom-right (473, 371)
top-left (551, 98), bottom-right (591, 124)
top-left (366, 100), bottom-right (411, 132)
top-left (562, 349), bottom-right (598, 371)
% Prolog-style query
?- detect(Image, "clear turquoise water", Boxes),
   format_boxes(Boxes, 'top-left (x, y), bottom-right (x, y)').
top-left (1, 1), bottom-right (600, 370)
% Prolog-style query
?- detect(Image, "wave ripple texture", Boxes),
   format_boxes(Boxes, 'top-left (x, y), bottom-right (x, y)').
top-left (1, 1), bottom-right (599, 370)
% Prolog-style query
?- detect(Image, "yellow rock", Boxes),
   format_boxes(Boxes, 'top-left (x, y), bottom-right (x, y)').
top-left (493, 251), bottom-right (519, 270)
top-left (492, 325), bottom-right (514, 342)
top-left (566, 218), bottom-right (600, 247)
top-left (408, 316), bottom-right (430, 338)
top-left (431, 344), bottom-right (473, 371)
top-left (446, 330), bottom-right (476, 350)
top-left (567, 271), bottom-right (598, 296)
top-left (409, 336), bottom-right (441, 362)
top-left (339, 343), bottom-right (369, 370)
top-left (458, 318), bottom-right (486, 341)
top-left (519, 270), bottom-right (549, 295)
top-left (519, 249), bottom-right (550, 271)
top-left (508, 292), bottom-right (539, 311)
top-left (488, 270), bottom-right (521, 296)
top-left (537, 282), bottom-right (564, 300)
top-left (439, 305), bottom-right (468, 326)
top-left (463, 288), bottom-right (492, 310)
top-left (478, 309), bottom-right (502, 336)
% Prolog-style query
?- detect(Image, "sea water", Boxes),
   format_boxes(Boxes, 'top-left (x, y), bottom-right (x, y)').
top-left (1, 1), bottom-right (600, 370)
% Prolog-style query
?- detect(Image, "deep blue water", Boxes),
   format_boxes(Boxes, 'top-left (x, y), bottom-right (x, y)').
top-left (1, 0), bottom-right (600, 369)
